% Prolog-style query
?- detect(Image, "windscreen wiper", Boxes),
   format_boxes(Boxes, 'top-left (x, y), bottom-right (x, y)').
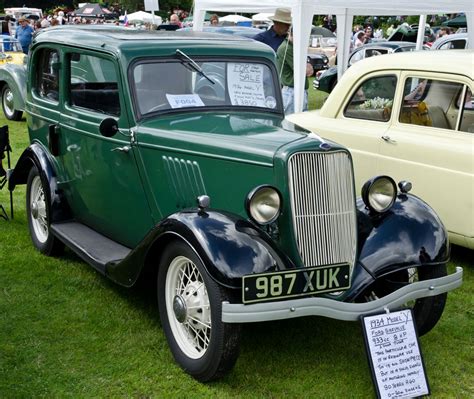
top-left (176, 49), bottom-right (215, 85)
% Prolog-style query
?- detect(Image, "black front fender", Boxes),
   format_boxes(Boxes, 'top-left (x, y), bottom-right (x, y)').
top-left (357, 193), bottom-right (449, 277)
top-left (106, 209), bottom-right (295, 289)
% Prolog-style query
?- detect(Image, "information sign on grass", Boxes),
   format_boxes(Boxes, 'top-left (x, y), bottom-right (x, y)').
top-left (361, 309), bottom-right (429, 399)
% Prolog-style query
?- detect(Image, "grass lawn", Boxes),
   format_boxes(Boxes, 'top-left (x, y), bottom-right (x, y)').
top-left (0, 114), bottom-right (472, 398)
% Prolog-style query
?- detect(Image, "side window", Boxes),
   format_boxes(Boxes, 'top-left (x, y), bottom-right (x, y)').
top-left (439, 39), bottom-right (466, 50)
top-left (343, 75), bottom-right (397, 122)
top-left (68, 53), bottom-right (120, 116)
top-left (399, 78), bottom-right (463, 130)
top-left (36, 49), bottom-right (59, 102)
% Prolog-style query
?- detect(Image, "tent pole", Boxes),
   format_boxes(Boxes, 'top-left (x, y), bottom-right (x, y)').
top-left (416, 15), bottom-right (426, 50)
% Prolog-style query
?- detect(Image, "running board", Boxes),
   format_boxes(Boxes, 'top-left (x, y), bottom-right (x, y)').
top-left (51, 222), bottom-right (132, 274)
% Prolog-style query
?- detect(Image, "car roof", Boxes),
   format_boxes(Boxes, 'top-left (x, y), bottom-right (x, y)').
top-left (347, 49), bottom-right (473, 79)
top-left (32, 25), bottom-right (275, 59)
top-left (431, 33), bottom-right (469, 49)
top-left (357, 41), bottom-right (416, 50)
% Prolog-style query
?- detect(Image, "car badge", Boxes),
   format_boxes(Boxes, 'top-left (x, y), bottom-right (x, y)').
top-left (319, 142), bottom-right (332, 151)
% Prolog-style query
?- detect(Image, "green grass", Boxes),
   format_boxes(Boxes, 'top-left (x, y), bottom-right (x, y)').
top-left (0, 115), bottom-right (472, 398)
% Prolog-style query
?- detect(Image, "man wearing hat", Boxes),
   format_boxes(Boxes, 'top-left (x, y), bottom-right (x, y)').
top-left (254, 8), bottom-right (292, 52)
top-left (15, 17), bottom-right (34, 54)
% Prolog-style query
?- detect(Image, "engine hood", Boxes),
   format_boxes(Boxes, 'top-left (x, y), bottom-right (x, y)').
top-left (135, 111), bottom-right (319, 166)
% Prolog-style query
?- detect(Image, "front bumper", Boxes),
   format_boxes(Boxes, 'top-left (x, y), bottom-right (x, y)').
top-left (222, 267), bottom-right (463, 323)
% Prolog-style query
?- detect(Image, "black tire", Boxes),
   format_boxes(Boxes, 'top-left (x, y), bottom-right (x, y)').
top-left (374, 264), bottom-right (447, 336)
top-left (2, 84), bottom-right (23, 121)
top-left (157, 240), bottom-right (241, 382)
top-left (26, 166), bottom-right (64, 256)
top-left (329, 78), bottom-right (338, 93)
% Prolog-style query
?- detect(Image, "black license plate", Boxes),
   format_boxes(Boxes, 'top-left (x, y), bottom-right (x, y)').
top-left (243, 264), bottom-right (351, 304)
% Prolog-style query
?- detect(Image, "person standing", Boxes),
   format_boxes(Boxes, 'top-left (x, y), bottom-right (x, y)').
top-left (253, 8), bottom-right (291, 52)
top-left (15, 17), bottom-right (34, 54)
top-left (276, 29), bottom-right (313, 114)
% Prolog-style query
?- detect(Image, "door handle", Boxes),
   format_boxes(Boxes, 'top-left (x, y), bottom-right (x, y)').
top-left (48, 124), bottom-right (60, 156)
top-left (381, 135), bottom-right (397, 144)
top-left (111, 146), bottom-right (130, 153)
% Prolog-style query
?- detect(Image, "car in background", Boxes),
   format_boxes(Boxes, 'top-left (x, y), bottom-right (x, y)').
top-left (314, 41), bottom-right (427, 93)
top-left (432, 33), bottom-right (468, 50)
top-left (0, 37), bottom-right (26, 65)
top-left (178, 25), bottom-right (263, 38)
top-left (289, 50), bottom-right (474, 249)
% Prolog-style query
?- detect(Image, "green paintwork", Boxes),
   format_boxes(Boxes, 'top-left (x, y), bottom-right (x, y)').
top-left (25, 26), bottom-right (347, 263)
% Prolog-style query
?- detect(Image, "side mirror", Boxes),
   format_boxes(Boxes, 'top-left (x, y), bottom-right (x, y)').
top-left (99, 118), bottom-right (119, 137)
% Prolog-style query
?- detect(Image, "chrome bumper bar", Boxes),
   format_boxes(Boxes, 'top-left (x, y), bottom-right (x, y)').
top-left (222, 267), bottom-right (463, 323)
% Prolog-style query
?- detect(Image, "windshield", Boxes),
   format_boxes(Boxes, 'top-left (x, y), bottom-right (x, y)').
top-left (131, 58), bottom-right (281, 116)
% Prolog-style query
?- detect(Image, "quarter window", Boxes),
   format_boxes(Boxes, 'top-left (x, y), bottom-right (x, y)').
top-left (344, 75), bottom-right (397, 122)
top-left (68, 53), bottom-right (120, 116)
top-left (36, 49), bottom-right (59, 102)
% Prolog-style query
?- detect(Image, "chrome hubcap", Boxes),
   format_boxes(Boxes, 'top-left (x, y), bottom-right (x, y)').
top-left (173, 295), bottom-right (187, 323)
top-left (31, 201), bottom-right (39, 219)
top-left (3, 89), bottom-right (14, 116)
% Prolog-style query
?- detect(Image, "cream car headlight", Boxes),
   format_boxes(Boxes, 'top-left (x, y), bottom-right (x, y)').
top-left (361, 176), bottom-right (397, 213)
top-left (246, 185), bottom-right (281, 225)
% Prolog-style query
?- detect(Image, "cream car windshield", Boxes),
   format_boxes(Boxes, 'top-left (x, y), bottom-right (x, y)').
top-left (132, 59), bottom-right (280, 115)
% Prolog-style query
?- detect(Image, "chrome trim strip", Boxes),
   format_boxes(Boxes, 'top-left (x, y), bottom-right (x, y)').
top-left (222, 267), bottom-right (463, 323)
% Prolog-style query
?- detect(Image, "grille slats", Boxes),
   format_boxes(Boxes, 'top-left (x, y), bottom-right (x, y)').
top-left (288, 151), bottom-right (357, 270)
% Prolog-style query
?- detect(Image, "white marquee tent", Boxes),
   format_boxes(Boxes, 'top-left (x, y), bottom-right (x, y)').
top-left (193, 0), bottom-right (473, 112)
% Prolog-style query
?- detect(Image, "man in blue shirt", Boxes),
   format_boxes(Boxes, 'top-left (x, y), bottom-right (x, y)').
top-left (254, 8), bottom-right (291, 52)
top-left (15, 17), bottom-right (34, 54)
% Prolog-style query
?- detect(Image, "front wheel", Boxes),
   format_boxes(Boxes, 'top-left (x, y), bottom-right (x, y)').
top-left (370, 264), bottom-right (447, 336)
top-left (1, 84), bottom-right (23, 121)
top-left (26, 167), bottom-right (64, 255)
top-left (157, 240), bottom-right (241, 382)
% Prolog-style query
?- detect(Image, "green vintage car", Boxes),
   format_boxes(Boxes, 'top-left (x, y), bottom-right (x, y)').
top-left (5, 26), bottom-right (462, 381)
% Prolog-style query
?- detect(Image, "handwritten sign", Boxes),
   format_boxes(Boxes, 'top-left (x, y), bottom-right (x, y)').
top-left (361, 309), bottom-right (429, 399)
top-left (227, 63), bottom-right (266, 108)
top-left (166, 94), bottom-right (204, 109)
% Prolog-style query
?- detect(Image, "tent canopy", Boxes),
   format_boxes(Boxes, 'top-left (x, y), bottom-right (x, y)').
top-left (442, 15), bottom-right (467, 28)
top-left (121, 11), bottom-right (162, 25)
top-left (193, 0), bottom-right (473, 113)
top-left (74, 3), bottom-right (112, 18)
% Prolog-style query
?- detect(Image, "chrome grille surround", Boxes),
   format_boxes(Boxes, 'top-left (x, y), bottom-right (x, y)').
top-left (288, 151), bottom-right (357, 273)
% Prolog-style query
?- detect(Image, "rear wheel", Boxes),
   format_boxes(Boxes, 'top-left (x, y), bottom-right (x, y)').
top-left (2, 85), bottom-right (22, 121)
top-left (157, 240), bottom-right (241, 382)
top-left (26, 167), bottom-right (64, 255)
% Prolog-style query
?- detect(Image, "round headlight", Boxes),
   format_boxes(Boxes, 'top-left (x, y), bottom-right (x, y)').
top-left (362, 176), bottom-right (397, 213)
top-left (246, 185), bottom-right (281, 225)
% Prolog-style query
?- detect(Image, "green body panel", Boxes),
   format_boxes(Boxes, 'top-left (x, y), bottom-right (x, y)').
top-left (134, 112), bottom-right (307, 221)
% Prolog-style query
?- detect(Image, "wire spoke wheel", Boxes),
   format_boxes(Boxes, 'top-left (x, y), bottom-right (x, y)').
top-left (367, 264), bottom-right (448, 336)
top-left (29, 175), bottom-right (49, 244)
top-left (158, 240), bottom-right (241, 382)
top-left (26, 167), bottom-right (63, 256)
top-left (165, 256), bottom-right (211, 359)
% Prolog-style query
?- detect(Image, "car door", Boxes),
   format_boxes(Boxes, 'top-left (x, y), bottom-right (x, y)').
top-left (58, 49), bottom-right (154, 248)
top-left (378, 72), bottom-right (474, 244)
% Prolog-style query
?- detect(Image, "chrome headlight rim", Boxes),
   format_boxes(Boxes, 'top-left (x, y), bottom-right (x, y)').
top-left (361, 175), bottom-right (397, 214)
top-left (246, 185), bottom-right (282, 225)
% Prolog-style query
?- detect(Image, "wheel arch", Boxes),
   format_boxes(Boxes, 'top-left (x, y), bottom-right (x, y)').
top-left (106, 210), bottom-right (294, 289)
top-left (9, 142), bottom-right (71, 222)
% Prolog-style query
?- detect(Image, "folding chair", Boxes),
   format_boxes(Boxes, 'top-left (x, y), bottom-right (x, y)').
top-left (0, 125), bottom-right (13, 220)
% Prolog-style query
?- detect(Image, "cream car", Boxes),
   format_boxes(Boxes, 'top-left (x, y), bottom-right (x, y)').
top-left (289, 50), bottom-right (474, 249)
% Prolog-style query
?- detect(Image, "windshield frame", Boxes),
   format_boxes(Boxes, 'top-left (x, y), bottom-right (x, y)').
top-left (128, 55), bottom-right (284, 121)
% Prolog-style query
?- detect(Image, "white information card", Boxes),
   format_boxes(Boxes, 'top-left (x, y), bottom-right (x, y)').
top-left (361, 309), bottom-right (429, 399)
top-left (227, 63), bottom-right (266, 107)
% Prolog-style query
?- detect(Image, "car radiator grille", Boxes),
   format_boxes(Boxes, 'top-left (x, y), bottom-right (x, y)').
top-left (288, 151), bottom-right (357, 270)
